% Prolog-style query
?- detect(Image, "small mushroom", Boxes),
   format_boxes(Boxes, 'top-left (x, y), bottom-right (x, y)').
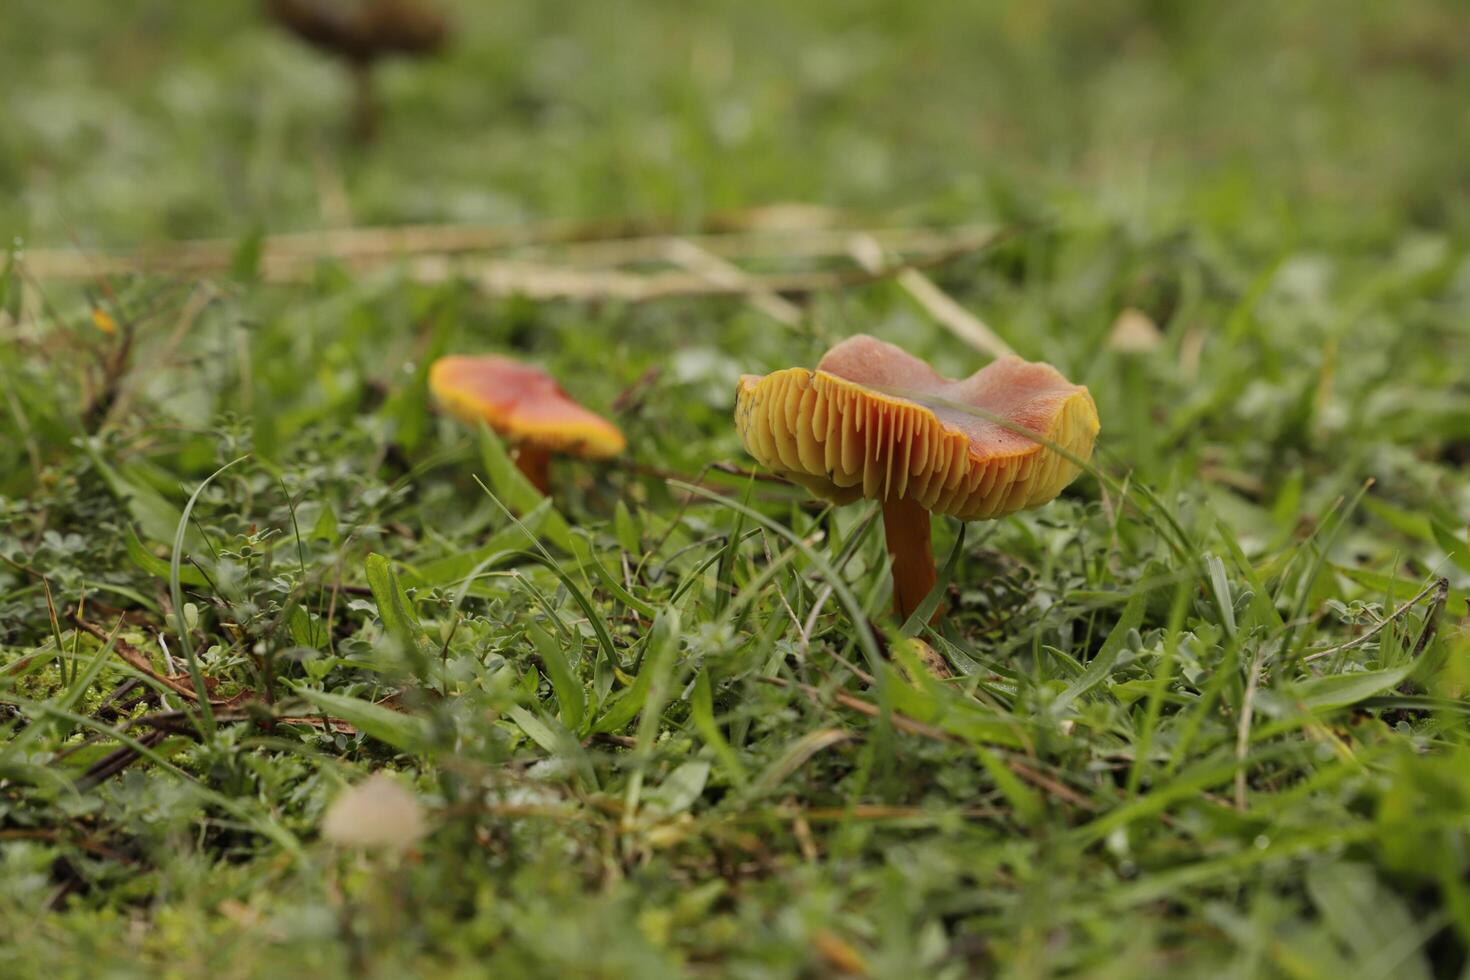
top-left (429, 354), bottom-right (626, 493)
top-left (735, 335), bottom-right (1099, 621)
top-left (265, 0), bottom-right (448, 141)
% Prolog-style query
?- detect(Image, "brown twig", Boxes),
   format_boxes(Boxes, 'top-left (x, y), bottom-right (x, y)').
top-left (71, 615), bottom-right (204, 702)
top-left (78, 729), bottom-right (168, 789)
top-left (93, 678), bottom-right (147, 720)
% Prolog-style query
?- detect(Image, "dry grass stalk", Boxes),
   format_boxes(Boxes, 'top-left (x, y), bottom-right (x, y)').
top-left (848, 232), bottom-right (1015, 359)
top-left (22, 220), bottom-right (1002, 298)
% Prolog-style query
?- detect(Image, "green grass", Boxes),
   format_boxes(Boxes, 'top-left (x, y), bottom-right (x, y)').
top-left (4, 1), bottom-right (1470, 976)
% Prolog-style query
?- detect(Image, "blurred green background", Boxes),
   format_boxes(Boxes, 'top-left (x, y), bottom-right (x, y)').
top-left (7, 0), bottom-right (1470, 245)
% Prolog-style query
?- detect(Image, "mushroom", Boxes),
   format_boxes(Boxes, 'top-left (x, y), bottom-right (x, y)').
top-left (735, 335), bottom-right (1099, 621)
top-left (265, 0), bottom-right (448, 141)
top-left (429, 354), bottom-right (627, 493)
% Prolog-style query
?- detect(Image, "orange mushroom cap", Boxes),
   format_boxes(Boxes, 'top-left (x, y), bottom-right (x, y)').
top-left (735, 335), bottom-right (1099, 520)
top-left (429, 355), bottom-right (626, 459)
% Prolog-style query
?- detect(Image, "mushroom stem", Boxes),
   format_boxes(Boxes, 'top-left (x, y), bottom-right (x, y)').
top-left (350, 60), bottom-right (379, 142)
top-left (881, 496), bottom-right (938, 622)
top-left (515, 446), bottom-right (553, 494)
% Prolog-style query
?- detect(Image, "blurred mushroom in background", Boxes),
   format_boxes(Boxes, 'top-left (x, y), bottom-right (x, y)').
top-left (429, 355), bottom-right (628, 495)
top-left (265, 0), bottom-right (449, 141)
